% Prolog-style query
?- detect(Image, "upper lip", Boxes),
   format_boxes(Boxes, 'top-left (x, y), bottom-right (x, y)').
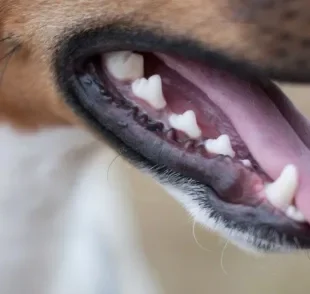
top-left (62, 25), bottom-right (310, 85)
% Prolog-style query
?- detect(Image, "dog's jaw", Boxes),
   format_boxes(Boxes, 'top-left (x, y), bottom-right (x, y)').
top-left (0, 124), bottom-right (160, 294)
top-left (51, 27), bottom-right (310, 252)
top-left (146, 169), bottom-right (297, 253)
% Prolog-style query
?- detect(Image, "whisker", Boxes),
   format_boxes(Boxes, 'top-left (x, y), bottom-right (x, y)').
top-left (107, 154), bottom-right (122, 183)
top-left (0, 36), bottom-right (12, 43)
top-left (0, 45), bottom-right (19, 63)
top-left (0, 45), bottom-right (20, 88)
top-left (192, 220), bottom-right (212, 252)
top-left (220, 240), bottom-right (229, 275)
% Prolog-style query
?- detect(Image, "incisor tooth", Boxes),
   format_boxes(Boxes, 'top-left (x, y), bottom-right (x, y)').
top-left (285, 205), bottom-right (306, 222)
top-left (132, 75), bottom-right (167, 109)
top-left (264, 164), bottom-right (298, 210)
top-left (168, 110), bottom-right (201, 138)
top-left (104, 51), bottom-right (144, 81)
top-left (240, 159), bottom-right (252, 167)
top-left (204, 134), bottom-right (235, 158)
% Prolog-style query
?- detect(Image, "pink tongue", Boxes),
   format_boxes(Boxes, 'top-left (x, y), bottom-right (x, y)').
top-left (158, 54), bottom-right (310, 222)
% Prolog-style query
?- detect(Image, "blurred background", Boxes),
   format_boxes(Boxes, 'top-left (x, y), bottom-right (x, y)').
top-left (127, 84), bottom-right (310, 294)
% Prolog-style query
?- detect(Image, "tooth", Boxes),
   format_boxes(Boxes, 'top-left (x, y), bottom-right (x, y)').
top-left (168, 110), bottom-right (201, 138)
top-left (285, 205), bottom-right (306, 223)
top-left (204, 134), bottom-right (235, 158)
top-left (104, 51), bottom-right (144, 81)
top-left (264, 164), bottom-right (298, 210)
top-left (240, 159), bottom-right (252, 167)
top-left (132, 75), bottom-right (167, 110)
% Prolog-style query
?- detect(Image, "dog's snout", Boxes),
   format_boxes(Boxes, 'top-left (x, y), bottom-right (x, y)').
top-left (224, 0), bottom-right (310, 81)
top-left (1, 0), bottom-right (310, 276)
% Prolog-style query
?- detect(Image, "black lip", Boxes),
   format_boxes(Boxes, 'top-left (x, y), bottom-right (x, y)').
top-left (57, 25), bottom-right (310, 84)
top-left (55, 26), bottom-right (310, 251)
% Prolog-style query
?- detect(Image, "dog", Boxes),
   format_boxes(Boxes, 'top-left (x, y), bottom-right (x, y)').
top-left (1, 0), bottom-right (310, 293)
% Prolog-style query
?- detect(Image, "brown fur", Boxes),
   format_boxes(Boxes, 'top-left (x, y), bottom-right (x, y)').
top-left (0, 0), bottom-right (309, 128)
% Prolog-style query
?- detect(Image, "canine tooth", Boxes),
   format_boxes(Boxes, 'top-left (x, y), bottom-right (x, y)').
top-left (285, 205), bottom-right (306, 222)
top-left (168, 110), bottom-right (201, 138)
top-left (240, 159), bottom-right (252, 167)
top-left (105, 51), bottom-right (144, 81)
top-left (204, 134), bottom-right (235, 158)
top-left (264, 164), bottom-right (298, 210)
top-left (132, 75), bottom-right (167, 109)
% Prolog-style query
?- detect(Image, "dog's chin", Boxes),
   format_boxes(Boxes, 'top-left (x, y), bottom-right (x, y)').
top-left (55, 26), bottom-right (310, 252)
top-left (145, 167), bottom-right (306, 253)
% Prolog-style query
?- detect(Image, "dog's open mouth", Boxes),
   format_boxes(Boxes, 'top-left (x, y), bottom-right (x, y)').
top-left (57, 29), bottom-right (310, 249)
top-left (83, 51), bottom-right (310, 222)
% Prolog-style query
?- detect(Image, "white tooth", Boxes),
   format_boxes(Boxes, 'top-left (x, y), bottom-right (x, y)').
top-left (264, 164), bottom-right (298, 210)
top-left (168, 110), bottom-right (201, 138)
top-left (204, 134), bottom-right (235, 158)
top-left (285, 205), bottom-right (306, 223)
top-left (240, 159), bottom-right (252, 167)
top-left (132, 75), bottom-right (167, 109)
top-left (104, 51), bottom-right (144, 81)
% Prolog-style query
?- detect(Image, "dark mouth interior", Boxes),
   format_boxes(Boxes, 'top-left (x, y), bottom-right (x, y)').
top-left (71, 47), bottom-right (310, 232)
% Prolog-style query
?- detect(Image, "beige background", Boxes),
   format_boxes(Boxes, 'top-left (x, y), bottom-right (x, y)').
top-left (129, 84), bottom-right (310, 294)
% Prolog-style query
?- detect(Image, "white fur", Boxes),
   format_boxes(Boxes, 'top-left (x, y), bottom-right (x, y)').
top-left (0, 125), bottom-right (160, 294)
top-left (162, 183), bottom-right (292, 253)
